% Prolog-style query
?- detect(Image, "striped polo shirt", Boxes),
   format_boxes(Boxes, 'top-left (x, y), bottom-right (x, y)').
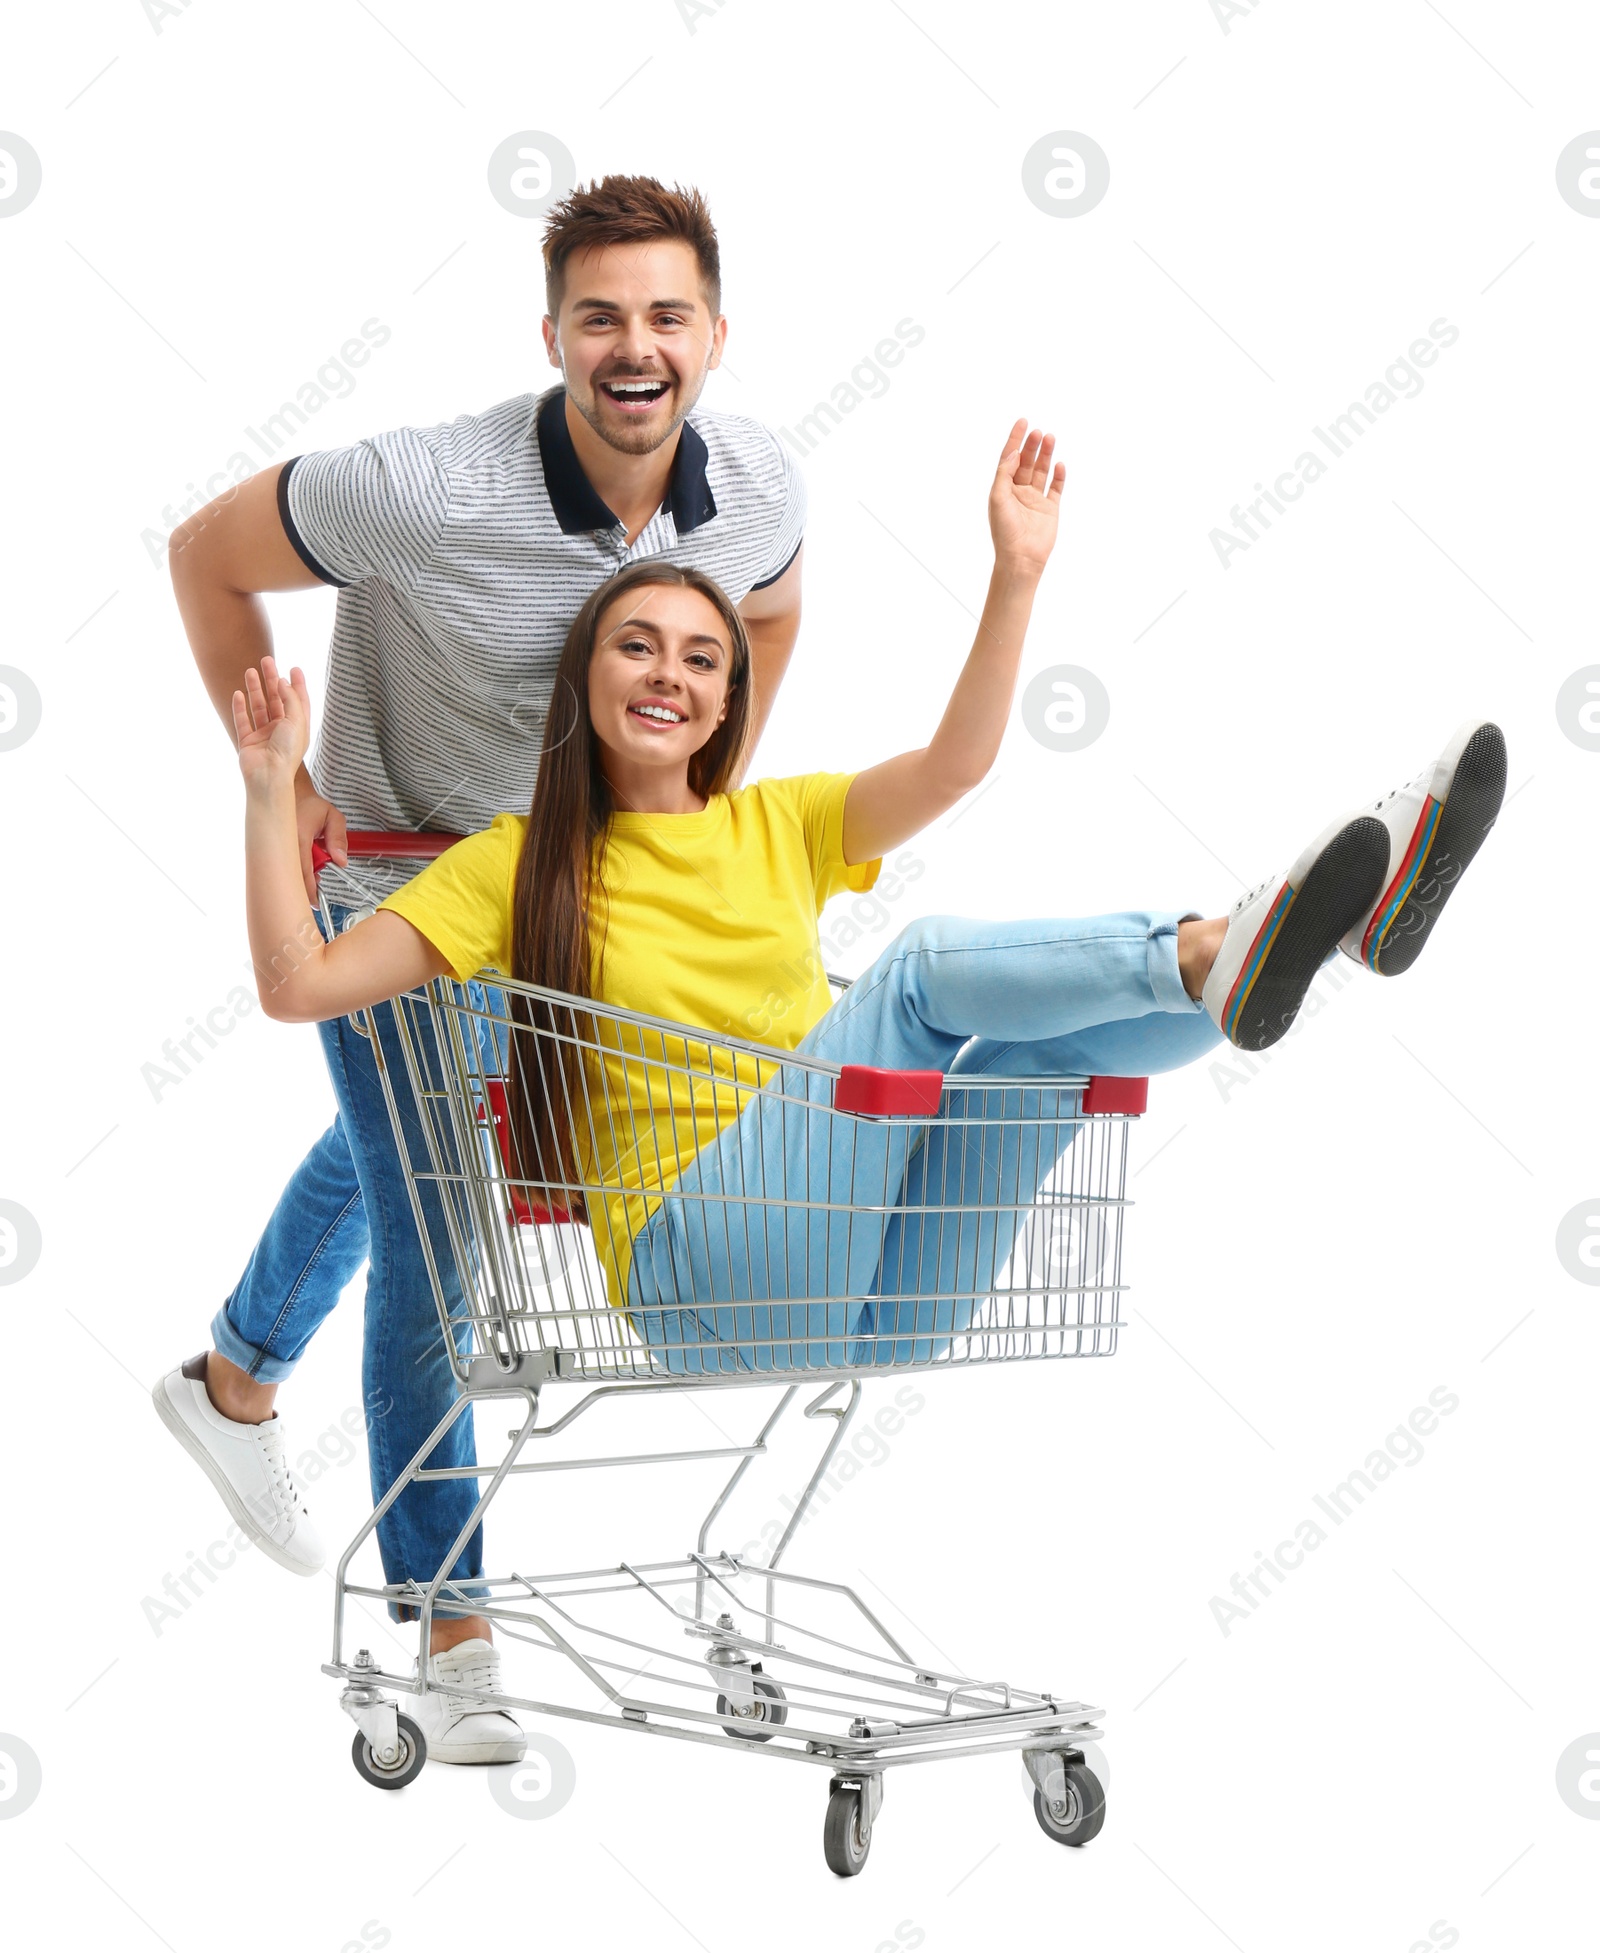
top-left (277, 384), bottom-right (806, 907)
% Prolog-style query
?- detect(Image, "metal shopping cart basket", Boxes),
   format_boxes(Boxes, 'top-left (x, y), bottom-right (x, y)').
top-left (314, 833), bottom-right (1150, 1875)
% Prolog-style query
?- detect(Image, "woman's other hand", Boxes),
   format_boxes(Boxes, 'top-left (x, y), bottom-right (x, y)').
top-left (232, 653), bottom-right (311, 794)
top-left (988, 419), bottom-right (1064, 578)
top-left (840, 423), bottom-right (1062, 862)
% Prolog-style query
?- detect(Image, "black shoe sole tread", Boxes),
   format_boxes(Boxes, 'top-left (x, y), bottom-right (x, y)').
top-left (1231, 818), bottom-right (1389, 1052)
top-left (1370, 722), bottom-right (1506, 975)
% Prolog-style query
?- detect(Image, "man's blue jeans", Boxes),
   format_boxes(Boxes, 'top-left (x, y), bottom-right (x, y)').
top-left (210, 904), bottom-right (498, 1620)
top-left (627, 911), bottom-right (1228, 1371)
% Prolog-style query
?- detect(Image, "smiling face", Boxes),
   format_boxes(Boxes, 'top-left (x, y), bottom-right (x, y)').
top-left (586, 581), bottom-right (737, 799)
top-left (543, 238), bottom-right (726, 457)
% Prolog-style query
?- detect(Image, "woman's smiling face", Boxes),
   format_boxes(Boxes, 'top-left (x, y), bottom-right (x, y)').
top-left (586, 581), bottom-right (736, 785)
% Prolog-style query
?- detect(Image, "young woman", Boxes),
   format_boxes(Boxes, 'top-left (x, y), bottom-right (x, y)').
top-left (233, 421), bottom-right (1507, 1377)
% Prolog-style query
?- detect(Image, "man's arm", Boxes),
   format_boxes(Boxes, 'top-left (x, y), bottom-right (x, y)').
top-left (169, 464), bottom-right (346, 899)
top-left (734, 544), bottom-right (803, 772)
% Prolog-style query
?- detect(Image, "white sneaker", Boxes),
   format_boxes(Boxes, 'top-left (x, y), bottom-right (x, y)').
top-left (1202, 812), bottom-right (1390, 1051)
top-left (1339, 719), bottom-right (1506, 975)
top-left (405, 1637), bottom-right (526, 1765)
top-left (151, 1353), bottom-right (325, 1576)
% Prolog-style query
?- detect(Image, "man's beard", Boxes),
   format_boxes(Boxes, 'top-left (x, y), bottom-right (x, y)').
top-left (567, 368), bottom-right (705, 456)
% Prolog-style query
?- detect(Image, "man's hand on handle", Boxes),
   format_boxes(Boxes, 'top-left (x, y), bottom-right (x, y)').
top-left (294, 772), bottom-right (348, 905)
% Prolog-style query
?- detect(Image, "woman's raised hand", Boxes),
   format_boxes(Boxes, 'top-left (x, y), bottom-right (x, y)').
top-left (232, 653), bottom-right (311, 793)
top-left (988, 418), bottom-right (1065, 577)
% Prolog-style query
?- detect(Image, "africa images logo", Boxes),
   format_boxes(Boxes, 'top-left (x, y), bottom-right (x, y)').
top-left (1208, 320), bottom-right (1460, 569)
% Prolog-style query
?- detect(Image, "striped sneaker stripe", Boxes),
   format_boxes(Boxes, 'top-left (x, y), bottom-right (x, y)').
top-left (1362, 797), bottom-right (1441, 966)
top-left (1223, 884), bottom-right (1294, 1039)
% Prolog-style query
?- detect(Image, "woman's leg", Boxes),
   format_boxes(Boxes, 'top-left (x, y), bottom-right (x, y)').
top-left (627, 718), bottom-right (1508, 1368)
top-left (627, 909), bottom-right (1219, 1368)
top-left (859, 1007), bottom-right (1225, 1363)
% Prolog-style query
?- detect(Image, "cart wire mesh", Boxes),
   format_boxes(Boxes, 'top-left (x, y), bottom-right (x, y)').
top-left (379, 969), bottom-right (1142, 1384)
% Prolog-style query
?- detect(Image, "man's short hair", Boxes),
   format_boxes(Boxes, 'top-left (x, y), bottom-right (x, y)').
top-left (542, 176), bottom-right (722, 317)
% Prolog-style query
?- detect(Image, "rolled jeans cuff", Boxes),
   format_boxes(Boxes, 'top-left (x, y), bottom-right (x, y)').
top-left (209, 1304), bottom-right (300, 1385)
top-left (1148, 911), bottom-right (1207, 1014)
top-left (393, 1584), bottom-right (494, 1623)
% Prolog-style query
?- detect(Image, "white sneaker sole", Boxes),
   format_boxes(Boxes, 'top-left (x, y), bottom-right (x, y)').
top-left (151, 1378), bottom-right (324, 1578)
top-left (421, 1730), bottom-right (527, 1766)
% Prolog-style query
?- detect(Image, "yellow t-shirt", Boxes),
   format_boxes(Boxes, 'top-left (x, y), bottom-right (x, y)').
top-left (376, 772), bottom-right (882, 1310)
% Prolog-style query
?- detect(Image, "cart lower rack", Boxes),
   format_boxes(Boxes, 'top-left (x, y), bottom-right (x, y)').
top-left (316, 833), bottom-right (1147, 1874)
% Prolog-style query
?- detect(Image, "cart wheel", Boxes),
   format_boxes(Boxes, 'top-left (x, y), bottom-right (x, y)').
top-left (1032, 1761), bottom-right (1105, 1846)
top-left (350, 1713), bottom-right (427, 1789)
top-left (823, 1783), bottom-right (873, 1877)
top-left (716, 1674), bottom-right (788, 1741)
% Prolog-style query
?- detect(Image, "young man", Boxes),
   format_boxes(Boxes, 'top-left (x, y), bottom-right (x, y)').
top-left (151, 178), bottom-right (806, 1764)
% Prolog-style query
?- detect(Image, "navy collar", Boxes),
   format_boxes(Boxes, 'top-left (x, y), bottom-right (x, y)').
top-left (535, 387), bottom-right (717, 537)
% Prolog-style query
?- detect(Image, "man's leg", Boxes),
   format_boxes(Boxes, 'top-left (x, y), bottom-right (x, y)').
top-left (204, 898), bottom-right (373, 1411)
top-left (156, 907), bottom-right (374, 1574)
top-left (182, 900), bottom-right (486, 1625)
top-left (207, 1110), bottom-right (370, 1398)
top-left (318, 985), bottom-right (492, 1637)
top-left (325, 975), bottom-right (528, 1765)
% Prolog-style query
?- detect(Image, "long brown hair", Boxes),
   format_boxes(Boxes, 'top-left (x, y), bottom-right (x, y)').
top-left (504, 561), bottom-right (753, 1209)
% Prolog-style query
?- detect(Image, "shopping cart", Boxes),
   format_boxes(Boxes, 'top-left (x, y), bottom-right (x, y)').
top-left (313, 832), bottom-right (1150, 1875)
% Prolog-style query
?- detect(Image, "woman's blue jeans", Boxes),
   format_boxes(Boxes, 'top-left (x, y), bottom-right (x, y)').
top-left (626, 910), bottom-right (1227, 1372)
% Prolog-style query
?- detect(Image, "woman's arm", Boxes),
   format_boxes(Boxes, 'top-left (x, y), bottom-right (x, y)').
top-left (841, 421), bottom-right (1063, 865)
top-left (235, 654), bottom-right (451, 1023)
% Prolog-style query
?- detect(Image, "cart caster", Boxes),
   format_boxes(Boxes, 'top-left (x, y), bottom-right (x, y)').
top-left (823, 1775), bottom-right (881, 1878)
top-left (351, 1713), bottom-right (427, 1790)
top-left (716, 1674), bottom-right (788, 1741)
top-left (1031, 1761), bottom-right (1105, 1846)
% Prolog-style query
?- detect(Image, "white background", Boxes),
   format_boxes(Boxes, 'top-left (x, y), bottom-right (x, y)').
top-left (2, 1), bottom-right (1597, 1947)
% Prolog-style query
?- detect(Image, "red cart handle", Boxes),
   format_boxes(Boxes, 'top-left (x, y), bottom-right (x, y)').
top-left (835, 1066), bottom-right (1148, 1118)
top-left (311, 829), bottom-right (462, 873)
top-left (836, 1066), bottom-right (944, 1116)
top-left (1083, 1075), bottom-right (1148, 1114)
top-left (477, 1079), bottom-right (582, 1226)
